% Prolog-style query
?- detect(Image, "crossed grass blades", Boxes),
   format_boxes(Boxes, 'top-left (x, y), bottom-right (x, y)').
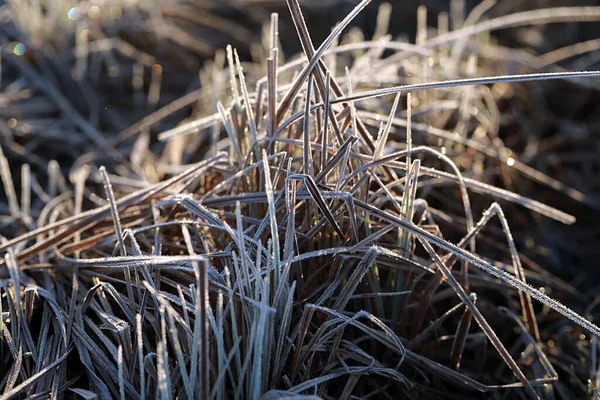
top-left (1, 0), bottom-right (600, 398)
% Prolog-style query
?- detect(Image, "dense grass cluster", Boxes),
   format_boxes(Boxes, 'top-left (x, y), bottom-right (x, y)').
top-left (1, 0), bottom-right (600, 399)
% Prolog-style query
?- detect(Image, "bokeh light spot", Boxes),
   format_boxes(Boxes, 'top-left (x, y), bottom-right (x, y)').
top-left (88, 6), bottom-right (101, 19)
top-left (13, 43), bottom-right (25, 56)
top-left (152, 64), bottom-right (163, 76)
top-left (68, 7), bottom-right (81, 20)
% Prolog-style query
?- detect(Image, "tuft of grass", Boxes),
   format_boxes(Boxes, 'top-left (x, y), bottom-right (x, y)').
top-left (2, 0), bottom-right (600, 399)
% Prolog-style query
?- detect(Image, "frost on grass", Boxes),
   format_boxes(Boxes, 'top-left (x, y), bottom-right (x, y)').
top-left (2, 0), bottom-right (600, 399)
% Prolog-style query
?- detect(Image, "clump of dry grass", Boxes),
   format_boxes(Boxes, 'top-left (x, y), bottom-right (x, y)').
top-left (2, 0), bottom-right (600, 399)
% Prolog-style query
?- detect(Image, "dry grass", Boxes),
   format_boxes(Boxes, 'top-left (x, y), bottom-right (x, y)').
top-left (1, 0), bottom-right (600, 399)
